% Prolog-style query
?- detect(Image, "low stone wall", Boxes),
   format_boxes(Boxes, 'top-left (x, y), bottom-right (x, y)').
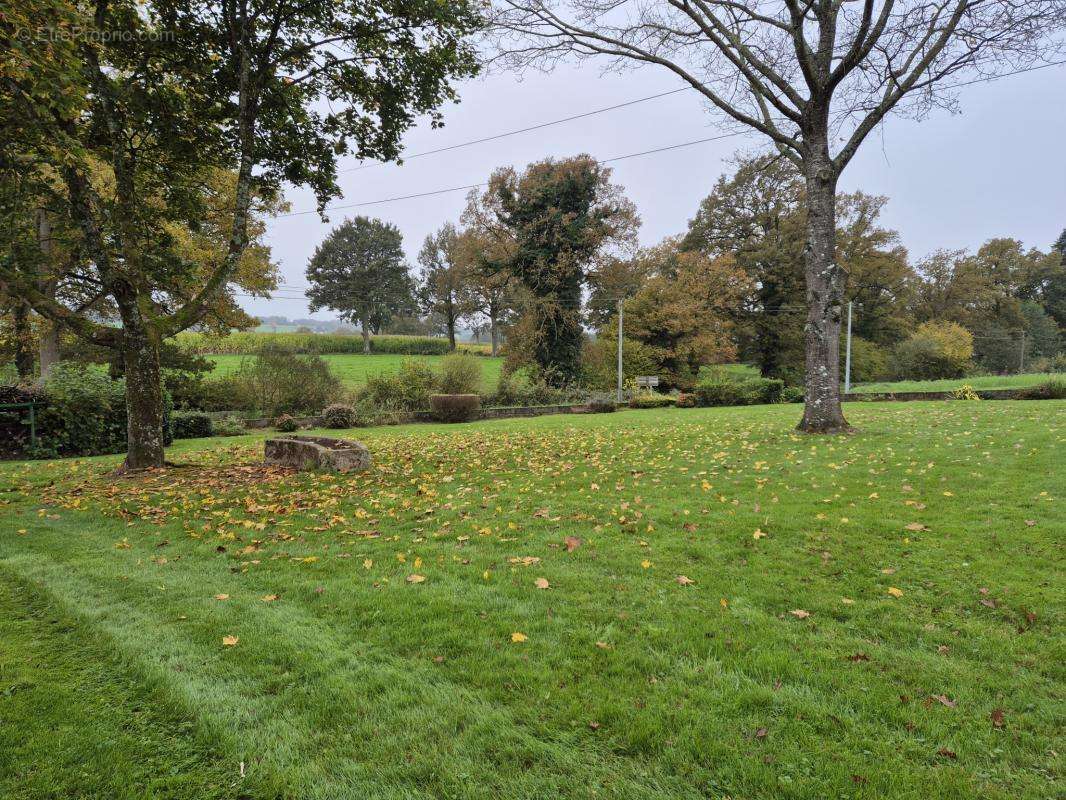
top-left (410, 403), bottom-right (589, 423)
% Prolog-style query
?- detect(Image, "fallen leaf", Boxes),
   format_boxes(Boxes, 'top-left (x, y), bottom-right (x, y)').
top-left (881, 567), bottom-right (896, 575)
top-left (933, 694), bottom-right (957, 708)
top-left (564, 535), bottom-right (582, 552)
top-left (214, 593), bottom-right (229, 601)
top-left (887, 587), bottom-right (904, 598)
top-left (261, 594), bottom-right (279, 602)
top-left (588, 721), bottom-right (601, 730)
top-left (595, 641), bottom-right (610, 649)
top-left (979, 597), bottom-right (997, 608)
top-left (534, 577), bottom-right (550, 589)
top-left (363, 558), bottom-right (373, 569)
top-left (846, 653), bottom-right (870, 662)
top-left (406, 574), bottom-right (426, 584)
top-left (675, 575), bottom-right (695, 586)
top-left (640, 559), bottom-right (652, 569)
top-left (904, 522), bottom-right (928, 532)
top-left (222, 635), bottom-right (239, 647)
top-left (789, 609), bottom-right (810, 619)
top-left (841, 597), bottom-right (855, 605)
top-left (754, 727), bottom-right (768, 739)
top-left (720, 598), bottom-right (729, 608)
top-left (753, 528), bottom-right (767, 540)
top-left (936, 748), bottom-right (957, 760)
top-left (510, 631), bottom-right (528, 643)
top-left (990, 708), bottom-right (1005, 728)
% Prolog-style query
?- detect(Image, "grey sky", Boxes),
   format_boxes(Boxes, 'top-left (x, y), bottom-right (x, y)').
top-left (251, 60), bottom-right (1066, 320)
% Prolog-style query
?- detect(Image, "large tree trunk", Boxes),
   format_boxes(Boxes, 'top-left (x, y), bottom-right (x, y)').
top-left (361, 321), bottom-right (371, 354)
top-left (121, 326), bottom-right (166, 470)
top-left (446, 310), bottom-right (457, 351)
top-left (38, 323), bottom-right (61, 378)
top-left (490, 316), bottom-right (499, 357)
top-left (13, 301), bottom-right (35, 382)
top-left (798, 152), bottom-right (849, 433)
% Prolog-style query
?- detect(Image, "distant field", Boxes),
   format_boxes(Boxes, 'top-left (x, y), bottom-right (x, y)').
top-left (851, 372), bottom-right (1065, 393)
top-left (207, 352), bottom-right (504, 391)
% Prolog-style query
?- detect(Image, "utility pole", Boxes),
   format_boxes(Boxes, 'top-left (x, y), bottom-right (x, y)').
top-left (616, 298), bottom-right (624, 404)
top-left (843, 301), bottom-right (853, 395)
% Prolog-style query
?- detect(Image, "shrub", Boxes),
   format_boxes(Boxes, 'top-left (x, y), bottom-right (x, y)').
top-left (694, 376), bottom-right (784, 407)
top-left (232, 345), bottom-right (342, 417)
top-left (949, 385), bottom-right (981, 401)
top-left (438, 353), bottom-right (482, 395)
top-left (429, 394), bottom-right (481, 423)
top-left (322, 403), bottom-right (357, 429)
top-left (581, 337), bottom-right (659, 391)
top-left (1016, 379), bottom-right (1066, 400)
top-left (172, 412), bottom-right (213, 439)
top-left (30, 363), bottom-right (172, 457)
top-left (629, 392), bottom-right (676, 409)
top-left (675, 392), bottom-right (697, 408)
top-left (587, 398), bottom-right (617, 413)
top-left (487, 367), bottom-right (582, 407)
top-left (358, 359), bottom-right (438, 411)
top-left (273, 413), bottom-right (299, 432)
top-left (212, 415), bottom-right (246, 436)
top-left (891, 321), bottom-right (973, 380)
top-left (780, 385), bottom-right (804, 403)
top-left (841, 336), bottom-right (889, 384)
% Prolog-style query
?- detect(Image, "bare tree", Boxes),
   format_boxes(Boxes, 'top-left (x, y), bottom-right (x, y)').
top-left (492, 0), bottom-right (1065, 431)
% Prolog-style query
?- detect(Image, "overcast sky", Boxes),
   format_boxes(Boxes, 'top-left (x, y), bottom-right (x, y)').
top-left (251, 60), bottom-right (1066, 320)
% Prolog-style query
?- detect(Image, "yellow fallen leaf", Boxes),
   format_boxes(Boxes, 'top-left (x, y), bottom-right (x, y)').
top-left (904, 523), bottom-right (928, 532)
top-left (510, 632), bottom-right (528, 643)
top-left (534, 577), bottom-right (550, 589)
top-left (363, 558), bottom-right (372, 569)
top-left (790, 609), bottom-right (810, 619)
top-left (720, 598), bottom-right (729, 608)
top-left (887, 587), bottom-right (904, 598)
top-left (676, 575), bottom-right (695, 586)
top-left (222, 635), bottom-right (239, 647)
top-left (414, 557), bottom-right (423, 568)
top-left (214, 593), bottom-right (229, 601)
top-left (406, 574), bottom-right (426, 584)
top-left (595, 641), bottom-right (610, 649)
top-left (640, 559), bottom-right (652, 569)
top-left (841, 597), bottom-right (855, 605)
top-left (753, 528), bottom-right (767, 540)
top-left (261, 594), bottom-right (279, 602)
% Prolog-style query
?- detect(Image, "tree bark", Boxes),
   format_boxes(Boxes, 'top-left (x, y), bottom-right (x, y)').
top-left (38, 323), bottom-right (61, 378)
top-left (13, 300), bottom-right (35, 382)
top-left (490, 316), bottom-right (499, 357)
top-left (361, 320), bottom-right (371, 354)
top-left (446, 309), bottom-right (457, 351)
top-left (121, 326), bottom-right (166, 470)
top-left (797, 150), bottom-right (849, 433)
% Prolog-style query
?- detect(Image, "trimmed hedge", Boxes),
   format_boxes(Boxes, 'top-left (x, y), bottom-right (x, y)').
top-left (429, 394), bottom-right (481, 423)
top-left (694, 377), bottom-right (785, 407)
top-left (172, 411), bottom-right (213, 439)
top-left (629, 392), bottom-right (677, 409)
top-left (176, 331), bottom-right (452, 356)
top-left (322, 403), bottom-right (357, 428)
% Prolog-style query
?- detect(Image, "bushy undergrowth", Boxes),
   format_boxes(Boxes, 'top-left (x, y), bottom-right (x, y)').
top-left (629, 392), bottom-right (676, 409)
top-left (438, 354), bottom-right (482, 395)
top-left (321, 403), bottom-right (357, 429)
top-left (429, 393), bottom-right (481, 423)
top-left (1016, 379), bottom-right (1066, 400)
top-left (171, 412), bottom-right (213, 439)
top-left (693, 368), bottom-right (785, 407)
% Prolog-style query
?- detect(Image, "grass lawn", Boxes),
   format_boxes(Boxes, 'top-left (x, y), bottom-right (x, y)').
top-left (1, 401), bottom-right (1062, 799)
top-left (207, 352), bottom-right (505, 391)
top-left (851, 372), bottom-right (1065, 393)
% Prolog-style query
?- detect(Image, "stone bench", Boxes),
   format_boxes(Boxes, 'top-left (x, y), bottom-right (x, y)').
top-left (264, 435), bottom-right (371, 473)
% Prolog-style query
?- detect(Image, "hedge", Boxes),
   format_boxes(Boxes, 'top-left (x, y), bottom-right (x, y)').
top-left (175, 331), bottom-right (452, 356)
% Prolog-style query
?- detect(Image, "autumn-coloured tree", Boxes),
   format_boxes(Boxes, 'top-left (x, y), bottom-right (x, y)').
top-left (613, 240), bottom-right (750, 388)
top-left (418, 223), bottom-right (475, 351)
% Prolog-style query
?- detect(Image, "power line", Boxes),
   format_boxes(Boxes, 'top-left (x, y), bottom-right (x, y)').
top-left (277, 132), bottom-right (746, 219)
top-left (339, 86), bottom-right (691, 173)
